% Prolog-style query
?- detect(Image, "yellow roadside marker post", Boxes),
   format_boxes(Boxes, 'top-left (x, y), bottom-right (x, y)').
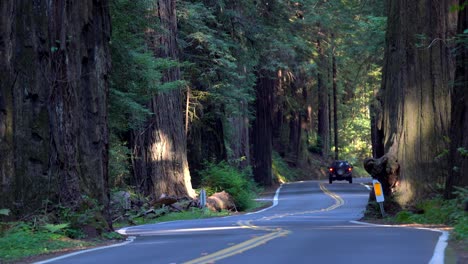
top-left (372, 179), bottom-right (385, 217)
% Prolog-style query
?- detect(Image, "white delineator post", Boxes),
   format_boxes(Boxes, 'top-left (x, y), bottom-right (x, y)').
top-left (200, 189), bottom-right (207, 208)
top-left (373, 179), bottom-right (385, 217)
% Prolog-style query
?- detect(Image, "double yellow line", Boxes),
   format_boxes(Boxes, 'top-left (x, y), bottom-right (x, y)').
top-left (184, 182), bottom-right (343, 264)
top-left (260, 183), bottom-right (344, 221)
top-left (184, 220), bottom-right (290, 264)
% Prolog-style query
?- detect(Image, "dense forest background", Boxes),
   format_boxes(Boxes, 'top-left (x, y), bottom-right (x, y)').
top-left (0, 0), bottom-right (466, 234)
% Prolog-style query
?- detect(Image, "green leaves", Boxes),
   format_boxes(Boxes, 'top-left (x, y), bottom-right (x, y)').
top-left (450, 2), bottom-right (468, 12)
top-left (43, 223), bottom-right (70, 234)
top-left (0, 208), bottom-right (10, 216)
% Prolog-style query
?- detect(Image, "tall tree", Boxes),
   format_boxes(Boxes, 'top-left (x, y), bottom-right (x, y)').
top-left (252, 70), bottom-right (275, 186)
top-left (375, 0), bottom-right (458, 204)
top-left (445, 0), bottom-right (468, 198)
top-left (132, 0), bottom-right (195, 198)
top-left (317, 37), bottom-right (330, 158)
top-left (332, 35), bottom-right (339, 160)
top-left (0, 0), bottom-right (111, 226)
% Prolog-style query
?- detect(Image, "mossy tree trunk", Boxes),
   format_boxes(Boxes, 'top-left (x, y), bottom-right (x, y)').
top-left (132, 0), bottom-right (195, 198)
top-left (0, 0), bottom-right (111, 224)
top-left (376, 0), bottom-right (457, 205)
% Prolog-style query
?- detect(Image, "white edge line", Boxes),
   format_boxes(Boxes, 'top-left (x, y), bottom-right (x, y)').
top-left (350, 220), bottom-right (449, 264)
top-left (246, 184), bottom-right (282, 215)
top-left (360, 183), bottom-right (372, 190)
top-left (34, 236), bottom-right (136, 264)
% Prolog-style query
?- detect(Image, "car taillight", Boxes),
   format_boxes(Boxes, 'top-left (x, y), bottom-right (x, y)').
top-left (329, 168), bottom-right (333, 172)
top-left (348, 167), bottom-right (352, 172)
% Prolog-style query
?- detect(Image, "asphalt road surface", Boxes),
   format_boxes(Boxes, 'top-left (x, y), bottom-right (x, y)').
top-left (37, 179), bottom-right (447, 264)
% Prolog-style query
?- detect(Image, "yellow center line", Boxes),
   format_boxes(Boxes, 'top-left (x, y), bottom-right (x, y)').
top-left (183, 182), bottom-right (344, 264)
top-left (260, 183), bottom-right (344, 221)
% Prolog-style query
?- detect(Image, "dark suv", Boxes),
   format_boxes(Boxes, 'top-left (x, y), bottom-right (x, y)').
top-left (328, 160), bottom-right (353, 184)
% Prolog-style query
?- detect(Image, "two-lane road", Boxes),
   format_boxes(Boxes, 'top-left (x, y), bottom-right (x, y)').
top-left (38, 179), bottom-right (447, 264)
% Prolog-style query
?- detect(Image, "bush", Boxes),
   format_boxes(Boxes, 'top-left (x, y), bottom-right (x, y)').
top-left (200, 161), bottom-right (258, 211)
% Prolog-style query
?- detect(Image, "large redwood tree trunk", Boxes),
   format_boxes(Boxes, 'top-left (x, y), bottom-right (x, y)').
top-left (376, 0), bottom-right (457, 205)
top-left (132, 0), bottom-right (195, 198)
top-left (251, 70), bottom-right (275, 186)
top-left (445, 1), bottom-right (468, 198)
top-left (0, 0), bottom-right (111, 222)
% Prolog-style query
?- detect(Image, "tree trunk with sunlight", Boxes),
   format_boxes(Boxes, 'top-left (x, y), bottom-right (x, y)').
top-left (0, 0), bottom-right (111, 226)
top-left (445, 1), bottom-right (468, 198)
top-left (132, 0), bottom-right (195, 198)
top-left (376, 0), bottom-right (458, 205)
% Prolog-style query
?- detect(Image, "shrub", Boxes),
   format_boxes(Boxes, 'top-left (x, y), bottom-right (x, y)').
top-left (0, 222), bottom-right (91, 262)
top-left (200, 161), bottom-right (258, 211)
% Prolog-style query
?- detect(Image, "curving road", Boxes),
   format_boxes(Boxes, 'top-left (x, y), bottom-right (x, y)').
top-left (37, 179), bottom-right (447, 264)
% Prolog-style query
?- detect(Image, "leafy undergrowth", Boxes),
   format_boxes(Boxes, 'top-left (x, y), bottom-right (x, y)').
top-left (200, 161), bottom-right (259, 211)
top-left (0, 222), bottom-right (95, 263)
top-left (393, 195), bottom-right (468, 241)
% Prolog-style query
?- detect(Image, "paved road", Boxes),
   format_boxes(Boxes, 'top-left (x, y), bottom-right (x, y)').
top-left (38, 179), bottom-right (446, 264)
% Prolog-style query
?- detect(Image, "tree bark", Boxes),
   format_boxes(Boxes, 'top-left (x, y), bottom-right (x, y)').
top-left (252, 70), bottom-right (274, 186)
top-left (332, 39), bottom-right (339, 160)
top-left (132, 0), bottom-right (195, 198)
top-left (317, 38), bottom-right (330, 158)
top-left (227, 106), bottom-right (251, 169)
top-left (377, 0), bottom-right (458, 205)
top-left (364, 155), bottom-right (400, 197)
top-left (0, 0), bottom-right (111, 223)
top-left (445, 1), bottom-right (468, 198)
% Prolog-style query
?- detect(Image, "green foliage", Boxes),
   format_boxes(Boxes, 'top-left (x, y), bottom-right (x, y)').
top-left (0, 209), bottom-right (10, 216)
top-left (458, 147), bottom-right (468, 157)
top-left (109, 135), bottom-right (131, 187)
top-left (0, 222), bottom-right (92, 262)
top-left (200, 161), bottom-right (258, 211)
top-left (272, 152), bottom-right (298, 183)
top-left (450, 1), bottom-right (468, 12)
top-left (394, 187), bottom-right (468, 240)
top-left (42, 223), bottom-right (70, 234)
top-left (57, 196), bottom-right (105, 238)
top-left (102, 231), bottom-right (124, 240)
